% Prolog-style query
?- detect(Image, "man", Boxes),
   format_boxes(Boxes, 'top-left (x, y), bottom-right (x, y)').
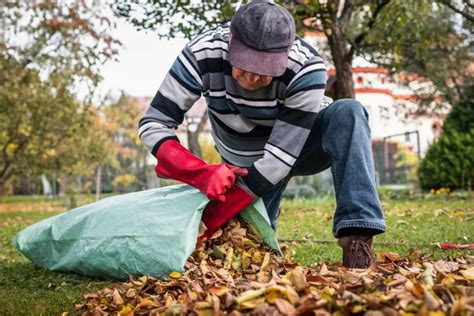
top-left (138, 0), bottom-right (386, 268)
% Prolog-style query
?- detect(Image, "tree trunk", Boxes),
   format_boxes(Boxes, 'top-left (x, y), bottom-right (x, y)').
top-left (186, 110), bottom-right (209, 158)
top-left (327, 25), bottom-right (355, 99)
top-left (0, 163), bottom-right (13, 192)
top-left (96, 165), bottom-right (102, 201)
top-left (187, 129), bottom-right (202, 157)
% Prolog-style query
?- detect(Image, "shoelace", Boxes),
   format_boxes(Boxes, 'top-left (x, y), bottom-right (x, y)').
top-left (349, 239), bottom-right (375, 268)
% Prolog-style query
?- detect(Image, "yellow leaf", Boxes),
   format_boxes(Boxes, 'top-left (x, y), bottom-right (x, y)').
top-left (265, 288), bottom-right (282, 304)
top-left (287, 266), bottom-right (308, 291)
top-left (257, 270), bottom-right (271, 283)
top-left (242, 251), bottom-right (251, 269)
top-left (243, 238), bottom-right (258, 249)
top-left (118, 304), bottom-right (134, 315)
top-left (239, 300), bottom-right (258, 309)
top-left (196, 309), bottom-right (214, 316)
top-left (169, 271), bottom-right (181, 279)
top-left (441, 274), bottom-right (456, 286)
top-left (260, 252), bottom-right (271, 271)
top-left (284, 285), bottom-right (300, 305)
top-left (247, 223), bottom-right (261, 238)
top-left (265, 285), bottom-right (286, 304)
top-left (130, 279), bottom-right (144, 288)
top-left (235, 289), bottom-right (265, 305)
top-left (194, 301), bottom-right (212, 309)
top-left (461, 267), bottom-right (474, 280)
top-left (232, 257), bottom-right (241, 270)
top-left (252, 250), bottom-right (263, 264)
top-left (224, 247), bottom-right (234, 269)
top-left (136, 299), bottom-right (155, 309)
top-left (208, 285), bottom-right (228, 297)
top-left (166, 303), bottom-right (184, 315)
top-left (351, 304), bottom-right (365, 313)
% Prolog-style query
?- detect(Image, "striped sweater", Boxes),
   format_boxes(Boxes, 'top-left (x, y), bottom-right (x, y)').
top-left (138, 24), bottom-right (330, 197)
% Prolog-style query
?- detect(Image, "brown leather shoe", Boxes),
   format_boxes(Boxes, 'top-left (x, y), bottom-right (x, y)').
top-left (338, 235), bottom-right (375, 268)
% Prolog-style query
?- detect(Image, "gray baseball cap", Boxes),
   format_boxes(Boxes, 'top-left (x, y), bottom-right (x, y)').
top-left (229, 0), bottom-right (295, 77)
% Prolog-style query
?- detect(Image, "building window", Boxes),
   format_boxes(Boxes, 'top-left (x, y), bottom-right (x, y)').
top-left (379, 106), bottom-right (389, 120)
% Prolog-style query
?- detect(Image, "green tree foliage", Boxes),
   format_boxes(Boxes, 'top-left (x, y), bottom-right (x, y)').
top-left (101, 94), bottom-right (150, 192)
top-left (363, 2), bottom-right (473, 113)
top-left (114, 0), bottom-right (472, 103)
top-left (0, 1), bottom-right (120, 191)
top-left (418, 86), bottom-right (474, 190)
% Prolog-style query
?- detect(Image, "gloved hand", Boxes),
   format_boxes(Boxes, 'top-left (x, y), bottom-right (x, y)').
top-left (201, 185), bottom-right (255, 239)
top-left (155, 139), bottom-right (247, 202)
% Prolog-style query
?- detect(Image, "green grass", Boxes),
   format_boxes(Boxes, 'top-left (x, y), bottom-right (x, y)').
top-left (278, 195), bottom-right (474, 265)
top-left (0, 193), bottom-right (473, 314)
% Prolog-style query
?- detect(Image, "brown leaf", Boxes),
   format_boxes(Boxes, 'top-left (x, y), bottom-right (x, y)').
top-left (273, 298), bottom-right (296, 315)
top-left (434, 260), bottom-right (459, 274)
top-left (340, 269), bottom-right (362, 285)
top-left (136, 298), bottom-right (156, 309)
top-left (75, 217), bottom-right (474, 316)
top-left (460, 267), bottom-right (474, 280)
top-left (210, 228), bottom-right (222, 239)
top-left (287, 267), bottom-right (308, 291)
top-left (209, 285), bottom-right (228, 297)
top-left (224, 247), bottom-right (234, 269)
top-left (377, 251), bottom-right (401, 262)
top-left (423, 291), bottom-right (440, 310)
top-left (319, 263), bottom-right (329, 276)
top-left (306, 274), bottom-right (329, 284)
top-left (235, 289), bottom-right (266, 305)
top-left (112, 288), bottom-right (124, 305)
top-left (260, 252), bottom-right (271, 271)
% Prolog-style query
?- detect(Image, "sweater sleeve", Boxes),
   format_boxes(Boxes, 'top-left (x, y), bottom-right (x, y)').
top-left (138, 45), bottom-right (203, 156)
top-left (241, 56), bottom-right (328, 197)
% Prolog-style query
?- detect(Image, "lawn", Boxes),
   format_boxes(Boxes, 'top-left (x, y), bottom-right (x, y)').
top-left (0, 192), bottom-right (473, 315)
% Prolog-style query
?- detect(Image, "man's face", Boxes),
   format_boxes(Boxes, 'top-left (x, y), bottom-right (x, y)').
top-left (231, 66), bottom-right (273, 90)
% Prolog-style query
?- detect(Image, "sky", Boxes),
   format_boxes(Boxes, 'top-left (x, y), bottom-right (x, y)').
top-left (97, 19), bottom-right (188, 99)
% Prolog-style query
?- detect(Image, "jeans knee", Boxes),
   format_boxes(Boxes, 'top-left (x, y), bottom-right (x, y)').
top-left (332, 99), bottom-right (368, 122)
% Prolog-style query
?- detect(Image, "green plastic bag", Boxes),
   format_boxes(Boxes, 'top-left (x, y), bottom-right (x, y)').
top-left (13, 184), bottom-right (280, 280)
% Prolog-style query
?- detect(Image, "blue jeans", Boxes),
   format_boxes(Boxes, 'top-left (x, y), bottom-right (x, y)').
top-left (262, 99), bottom-right (386, 238)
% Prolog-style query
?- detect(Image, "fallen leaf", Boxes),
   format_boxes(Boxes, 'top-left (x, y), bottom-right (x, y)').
top-left (460, 267), bottom-right (474, 280)
top-left (209, 285), bottom-right (228, 297)
top-left (287, 267), bottom-right (308, 291)
top-left (113, 288), bottom-right (124, 305)
top-left (169, 271), bottom-right (181, 279)
top-left (273, 298), bottom-right (296, 315)
top-left (235, 289), bottom-right (265, 305)
top-left (377, 251), bottom-right (401, 262)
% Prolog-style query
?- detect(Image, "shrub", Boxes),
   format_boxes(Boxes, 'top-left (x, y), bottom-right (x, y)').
top-left (418, 90), bottom-right (474, 190)
top-left (418, 129), bottom-right (474, 190)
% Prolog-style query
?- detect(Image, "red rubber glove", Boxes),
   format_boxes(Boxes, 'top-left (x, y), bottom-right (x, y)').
top-left (202, 185), bottom-right (255, 239)
top-left (155, 139), bottom-right (247, 202)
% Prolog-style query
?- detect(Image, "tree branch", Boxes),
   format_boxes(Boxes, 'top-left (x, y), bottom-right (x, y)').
top-left (438, 0), bottom-right (474, 23)
top-left (349, 0), bottom-right (392, 57)
top-left (339, 0), bottom-right (354, 29)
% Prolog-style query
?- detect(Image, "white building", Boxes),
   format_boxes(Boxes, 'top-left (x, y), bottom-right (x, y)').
top-left (305, 33), bottom-right (444, 157)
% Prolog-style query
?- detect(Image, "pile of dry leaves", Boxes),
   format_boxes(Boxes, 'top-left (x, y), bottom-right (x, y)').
top-left (77, 218), bottom-right (474, 315)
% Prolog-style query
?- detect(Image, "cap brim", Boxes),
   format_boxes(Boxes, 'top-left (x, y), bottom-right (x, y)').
top-left (228, 37), bottom-right (288, 77)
